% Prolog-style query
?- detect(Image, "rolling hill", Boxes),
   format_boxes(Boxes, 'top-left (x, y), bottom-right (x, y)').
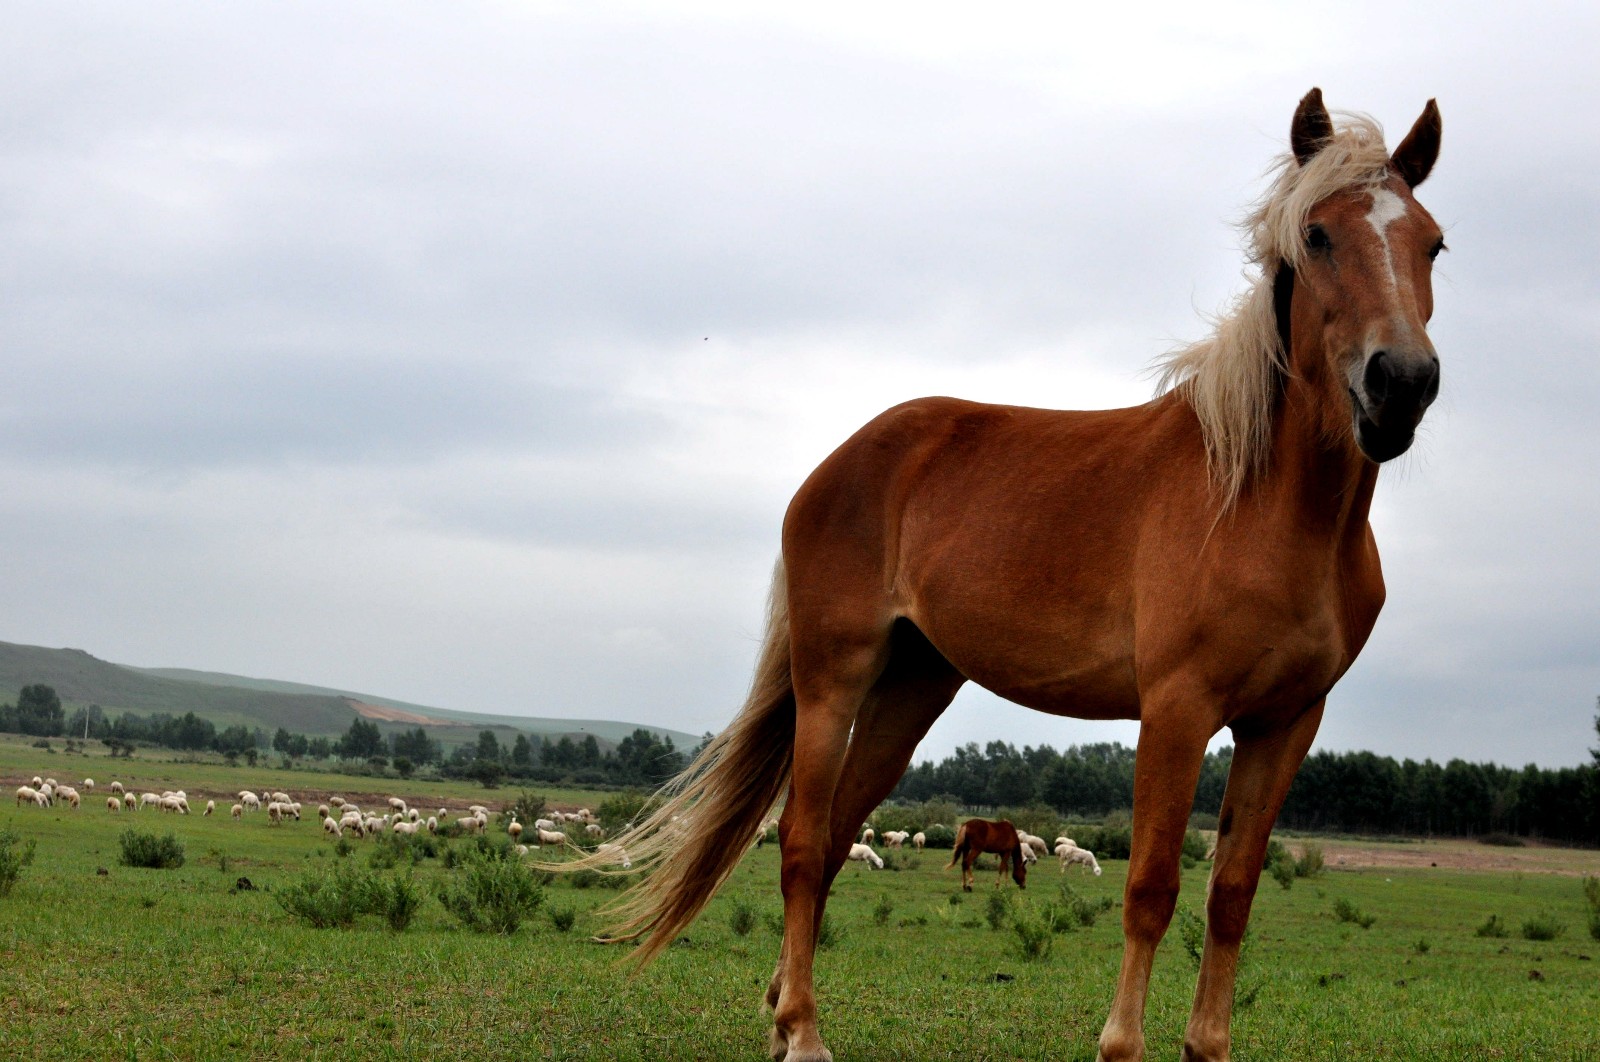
top-left (0, 640), bottom-right (699, 749)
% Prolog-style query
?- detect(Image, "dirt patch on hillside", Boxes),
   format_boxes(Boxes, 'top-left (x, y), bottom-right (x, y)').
top-left (1297, 836), bottom-right (1600, 877)
top-left (345, 699), bottom-right (452, 725)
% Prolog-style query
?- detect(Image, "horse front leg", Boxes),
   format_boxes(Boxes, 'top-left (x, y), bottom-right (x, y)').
top-left (1098, 711), bottom-right (1211, 1062)
top-left (1182, 701), bottom-right (1323, 1062)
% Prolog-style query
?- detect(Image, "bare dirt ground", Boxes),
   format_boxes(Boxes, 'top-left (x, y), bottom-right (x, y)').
top-left (1294, 835), bottom-right (1600, 877)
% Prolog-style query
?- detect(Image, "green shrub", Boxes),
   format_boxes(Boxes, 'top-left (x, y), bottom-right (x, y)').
top-left (438, 850), bottom-right (546, 934)
top-left (985, 890), bottom-right (1011, 930)
top-left (815, 912), bottom-right (841, 950)
top-left (1181, 830), bottom-right (1209, 862)
top-left (729, 899), bottom-right (758, 937)
top-left (1332, 898), bottom-right (1375, 929)
top-left (598, 790), bottom-right (655, 833)
top-left (1011, 905), bottom-right (1053, 961)
top-left (549, 905), bottom-right (577, 932)
top-left (1294, 844), bottom-right (1325, 878)
top-left (1268, 856), bottom-right (1296, 890)
top-left (1475, 914), bottom-right (1509, 938)
top-left (872, 893), bottom-right (893, 927)
top-left (277, 864), bottom-right (380, 929)
top-left (1177, 905), bottom-right (1206, 966)
top-left (921, 824), bottom-right (956, 850)
top-left (1520, 912), bottom-right (1566, 942)
top-left (500, 791), bottom-right (546, 829)
top-left (0, 829), bottom-right (37, 897)
top-left (118, 830), bottom-right (185, 870)
top-left (444, 835), bottom-right (514, 870)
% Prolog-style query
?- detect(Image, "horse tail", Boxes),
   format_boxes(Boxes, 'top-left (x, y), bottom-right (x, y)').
top-left (576, 559), bottom-right (795, 967)
top-left (946, 822), bottom-right (969, 869)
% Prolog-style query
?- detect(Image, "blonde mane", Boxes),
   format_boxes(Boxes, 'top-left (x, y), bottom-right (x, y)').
top-left (1157, 114), bottom-right (1395, 508)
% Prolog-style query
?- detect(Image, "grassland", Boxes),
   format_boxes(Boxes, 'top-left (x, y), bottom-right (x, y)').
top-left (3, 739), bottom-right (1599, 1060)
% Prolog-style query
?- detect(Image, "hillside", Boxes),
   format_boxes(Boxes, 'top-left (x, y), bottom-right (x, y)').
top-left (0, 640), bottom-right (698, 748)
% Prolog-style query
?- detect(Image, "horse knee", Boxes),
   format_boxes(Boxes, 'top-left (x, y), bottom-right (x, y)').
top-left (1204, 877), bottom-right (1255, 945)
top-left (1123, 879), bottom-right (1180, 940)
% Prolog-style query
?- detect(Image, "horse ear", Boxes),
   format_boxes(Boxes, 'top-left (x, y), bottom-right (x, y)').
top-left (1291, 87), bottom-right (1333, 165)
top-left (1391, 98), bottom-right (1441, 188)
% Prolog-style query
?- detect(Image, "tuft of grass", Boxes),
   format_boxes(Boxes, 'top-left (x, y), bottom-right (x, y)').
top-left (985, 890), bottom-right (1012, 930)
top-left (729, 899), bottom-right (757, 937)
top-left (118, 830), bottom-right (185, 870)
top-left (1332, 898), bottom-right (1375, 929)
top-left (437, 849), bottom-right (545, 935)
top-left (872, 893), bottom-right (894, 926)
top-left (1413, 937), bottom-right (1431, 955)
top-left (815, 913), bottom-right (842, 951)
top-left (0, 828), bottom-right (37, 896)
top-left (549, 905), bottom-right (577, 932)
top-left (1011, 903), bottom-right (1053, 961)
top-left (1520, 912), bottom-right (1566, 942)
top-left (1475, 914), bottom-right (1509, 939)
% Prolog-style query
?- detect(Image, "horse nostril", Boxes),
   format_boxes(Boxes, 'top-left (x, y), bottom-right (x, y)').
top-left (1363, 351), bottom-right (1392, 403)
top-left (1420, 357), bottom-right (1441, 407)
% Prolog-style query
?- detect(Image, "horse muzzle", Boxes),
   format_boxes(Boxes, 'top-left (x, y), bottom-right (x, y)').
top-left (1350, 348), bottom-right (1440, 463)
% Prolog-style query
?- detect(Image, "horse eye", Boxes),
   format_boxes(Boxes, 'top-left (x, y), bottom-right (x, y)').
top-left (1306, 225), bottom-right (1331, 253)
top-left (1428, 239), bottom-right (1447, 261)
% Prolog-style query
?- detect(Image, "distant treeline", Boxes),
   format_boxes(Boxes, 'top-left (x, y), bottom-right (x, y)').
top-left (892, 736), bottom-right (1600, 845)
top-left (2, 682), bottom-right (697, 789)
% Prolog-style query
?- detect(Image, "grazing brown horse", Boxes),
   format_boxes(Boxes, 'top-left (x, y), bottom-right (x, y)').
top-left (587, 89), bottom-right (1445, 1062)
top-left (947, 818), bottom-right (1028, 891)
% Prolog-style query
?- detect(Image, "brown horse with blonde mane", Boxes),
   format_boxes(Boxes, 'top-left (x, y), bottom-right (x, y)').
top-left (574, 89), bottom-right (1446, 1062)
top-left (947, 818), bottom-right (1028, 892)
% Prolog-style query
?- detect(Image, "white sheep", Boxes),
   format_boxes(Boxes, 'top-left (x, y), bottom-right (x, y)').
top-left (286, 802), bottom-right (302, 820)
top-left (860, 827), bottom-right (874, 846)
top-left (323, 817), bottom-right (343, 838)
top-left (107, 796), bottom-right (122, 813)
top-left (1056, 843), bottom-right (1103, 876)
top-left (329, 796), bottom-right (345, 808)
top-left (536, 828), bottom-right (567, 846)
top-left (33, 790), bottom-right (49, 808)
top-left (584, 823), bottom-right (603, 839)
top-left (15, 786), bottom-right (38, 807)
top-left (847, 843), bottom-right (884, 870)
top-left (533, 818), bottom-right (555, 831)
top-left (912, 831), bottom-right (926, 850)
top-left (139, 792), bottom-right (160, 809)
top-left (387, 797), bottom-right (407, 814)
top-left (83, 778), bottom-right (95, 790)
top-left (1054, 835), bottom-right (1077, 850)
top-left (426, 816), bottom-right (438, 834)
top-left (204, 799), bottom-right (216, 816)
top-left (109, 781), bottom-right (124, 795)
top-left (457, 816), bottom-right (484, 835)
top-left (30, 776), bottom-right (42, 788)
top-left (507, 820), bottom-right (523, 842)
top-left (239, 792), bottom-right (260, 811)
top-left (882, 830), bottom-right (909, 848)
top-left (1019, 832), bottom-right (1050, 857)
top-left (231, 803), bottom-right (243, 819)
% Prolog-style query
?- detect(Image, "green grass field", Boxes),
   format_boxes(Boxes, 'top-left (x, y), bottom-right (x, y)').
top-left (3, 741), bottom-right (1599, 1060)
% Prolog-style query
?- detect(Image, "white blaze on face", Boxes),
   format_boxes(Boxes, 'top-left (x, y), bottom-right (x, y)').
top-left (1365, 187), bottom-right (1409, 290)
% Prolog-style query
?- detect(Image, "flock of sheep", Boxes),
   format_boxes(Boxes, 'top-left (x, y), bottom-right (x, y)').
top-left (845, 824), bottom-right (1103, 876)
top-left (15, 773), bottom-right (1095, 884)
top-left (10, 772), bottom-right (632, 865)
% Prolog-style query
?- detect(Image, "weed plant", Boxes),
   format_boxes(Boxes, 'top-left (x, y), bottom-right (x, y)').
top-left (0, 828), bottom-right (36, 896)
top-left (118, 829), bottom-right (185, 869)
top-left (437, 849), bottom-right (545, 934)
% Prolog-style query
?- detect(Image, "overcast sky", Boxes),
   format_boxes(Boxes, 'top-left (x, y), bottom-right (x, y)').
top-left (3, 2), bottom-right (1596, 769)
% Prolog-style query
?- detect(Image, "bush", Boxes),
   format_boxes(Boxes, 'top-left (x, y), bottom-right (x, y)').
top-left (1475, 914), bottom-right (1509, 938)
top-left (119, 830), bottom-right (185, 870)
top-left (872, 893), bottom-right (893, 927)
top-left (276, 864), bottom-right (419, 930)
top-left (815, 912), bottom-right (841, 950)
top-left (437, 850), bottom-right (546, 934)
top-left (1011, 904), bottom-right (1053, 961)
top-left (1332, 898), bottom-right (1375, 929)
top-left (443, 835), bottom-right (515, 870)
top-left (1267, 855), bottom-right (1296, 890)
top-left (1294, 844), bottom-right (1325, 879)
top-left (500, 791), bottom-right (546, 829)
top-left (1181, 830), bottom-right (1209, 862)
top-left (729, 899), bottom-right (758, 937)
top-left (985, 890), bottom-right (1011, 930)
top-left (598, 790), bottom-right (655, 833)
top-left (0, 829), bottom-right (37, 897)
top-left (549, 905), bottom-right (577, 932)
top-left (1520, 913), bottom-right (1566, 942)
top-left (921, 824), bottom-right (957, 850)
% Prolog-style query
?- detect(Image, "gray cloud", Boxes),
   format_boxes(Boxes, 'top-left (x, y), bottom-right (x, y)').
top-left (1, 3), bottom-right (1596, 767)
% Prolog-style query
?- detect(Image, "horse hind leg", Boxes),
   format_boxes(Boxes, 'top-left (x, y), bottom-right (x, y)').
top-left (768, 620), bottom-right (961, 1062)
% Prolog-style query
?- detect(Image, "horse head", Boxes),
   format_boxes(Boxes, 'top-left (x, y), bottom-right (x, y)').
top-left (1011, 844), bottom-right (1028, 889)
top-left (1280, 88), bottom-right (1445, 464)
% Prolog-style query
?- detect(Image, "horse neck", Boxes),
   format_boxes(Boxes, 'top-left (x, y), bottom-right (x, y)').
top-left (1256, 332), bottom-right (1381, 539)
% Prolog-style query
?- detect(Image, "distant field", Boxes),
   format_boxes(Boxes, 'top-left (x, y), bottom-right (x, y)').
top-left (3, 740), bottom-right (1599, 1059)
